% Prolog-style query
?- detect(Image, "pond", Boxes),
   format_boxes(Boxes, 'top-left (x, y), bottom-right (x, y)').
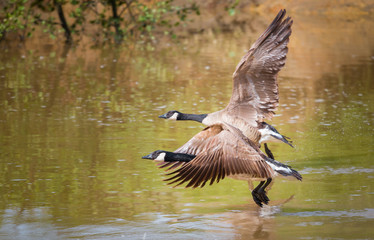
top-left (0, 12), bottom-right (373, 239)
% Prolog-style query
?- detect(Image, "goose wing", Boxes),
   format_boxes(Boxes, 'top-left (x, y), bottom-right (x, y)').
top-left (162, 124), bottom-right (274, 188)
top-left (226, 9), bottom-right (292, 124)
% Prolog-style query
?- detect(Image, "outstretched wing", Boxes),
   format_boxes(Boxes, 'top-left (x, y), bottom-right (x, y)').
top-left (161, 124), bottom-right (274, 188)
top-left (226, 9), bottom-right (293, 123)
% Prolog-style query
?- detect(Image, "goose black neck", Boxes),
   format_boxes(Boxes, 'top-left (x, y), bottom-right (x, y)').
top-left (165, 152), bottom-right (196, 162)
top-left (178, 113), bottom-right (207, 123)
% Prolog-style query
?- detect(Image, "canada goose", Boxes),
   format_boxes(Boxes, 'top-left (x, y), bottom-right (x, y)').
top-left (142, 123), bottom-right (302, 207)
top-left (159, 9), bottom-right (293, 148)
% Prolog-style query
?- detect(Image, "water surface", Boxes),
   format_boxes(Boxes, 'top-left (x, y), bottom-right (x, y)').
top-left (0, 13), bottom-right (374, 239)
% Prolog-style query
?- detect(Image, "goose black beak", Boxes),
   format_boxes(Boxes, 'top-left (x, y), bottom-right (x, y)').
top-left (158, 114), bottom-right (167, 119)
top-left (271, 134), bottom-right (294, 148)
top-left (142, 153), bottom-right (153, 159)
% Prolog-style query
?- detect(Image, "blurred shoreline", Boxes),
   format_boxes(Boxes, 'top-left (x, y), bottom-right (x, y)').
top-left (1, 0), bottom-right (373, 49)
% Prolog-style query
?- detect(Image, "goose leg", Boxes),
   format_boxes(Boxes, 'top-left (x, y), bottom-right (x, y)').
top-left (264, 143), bottom-right (274, 159)
top-left (247, 180), bottom-right (254, 191)
top-left (258, 178), bottom-right (272, 205)
top-left (252, 145), bottom-right (274, 207)
top-left (252, 181), bottom-right (265, 207)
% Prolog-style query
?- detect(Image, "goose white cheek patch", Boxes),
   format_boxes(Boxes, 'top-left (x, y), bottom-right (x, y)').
top-left (169, 112), bottom-right (178, 120)
top-left (154, 152), bottom-right (166, 162)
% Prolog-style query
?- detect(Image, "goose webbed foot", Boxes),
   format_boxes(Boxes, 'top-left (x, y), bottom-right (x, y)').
top-left (258, 189), bottom-right (270, 204)
top-left (252, 188), bottom-right (269, 207)
top-left (252, 192), bottom-right (269, 207)
top-left (251, 180), bottom-right (266, 207)
top-left (252, 191), bottom-right (265, 207)
top-left (251, 178), bottom-right (272, 207)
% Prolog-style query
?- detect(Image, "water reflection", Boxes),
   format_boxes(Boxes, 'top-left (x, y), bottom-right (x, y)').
top-left (0, 12), bottom-right (374, 240)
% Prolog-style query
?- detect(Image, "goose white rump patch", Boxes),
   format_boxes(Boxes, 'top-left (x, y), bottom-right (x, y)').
top-left (266, 161), bottom-right (292, 174)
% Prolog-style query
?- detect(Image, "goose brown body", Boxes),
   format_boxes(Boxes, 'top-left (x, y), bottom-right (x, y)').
top-left (201, 111), bottom-right (262, 145)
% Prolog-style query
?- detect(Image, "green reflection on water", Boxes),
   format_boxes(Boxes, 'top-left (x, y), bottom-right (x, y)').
top-left (0, 19), bottom-right (374, 239)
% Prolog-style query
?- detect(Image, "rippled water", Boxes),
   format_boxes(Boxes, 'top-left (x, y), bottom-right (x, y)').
top-left (0, 12), bottom-right (374, 240)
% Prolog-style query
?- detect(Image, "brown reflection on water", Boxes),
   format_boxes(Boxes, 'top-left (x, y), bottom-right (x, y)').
top-left (0, 12), bottom-right (374, 240)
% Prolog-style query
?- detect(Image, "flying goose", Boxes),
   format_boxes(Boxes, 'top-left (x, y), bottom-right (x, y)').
top-left (142, 123), bottom-right (302, 207)
top-left (159, 9), bottom-right (293, 148)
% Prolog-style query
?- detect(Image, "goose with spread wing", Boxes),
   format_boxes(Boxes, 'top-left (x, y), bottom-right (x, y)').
top-left (143, 123), bottom-right (302, 207)
top-left (159, 9), bottom-right (293, 148)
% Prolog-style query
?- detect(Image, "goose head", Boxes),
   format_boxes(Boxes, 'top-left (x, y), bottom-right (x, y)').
top-left (142, 150), bottom-right (195, 163)
top-left (258, 122), bottom-right (294, 148)
top-left (142, 150), bottom-right (169, 162)
top-left (159, 110), bottom-right (181, 120)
